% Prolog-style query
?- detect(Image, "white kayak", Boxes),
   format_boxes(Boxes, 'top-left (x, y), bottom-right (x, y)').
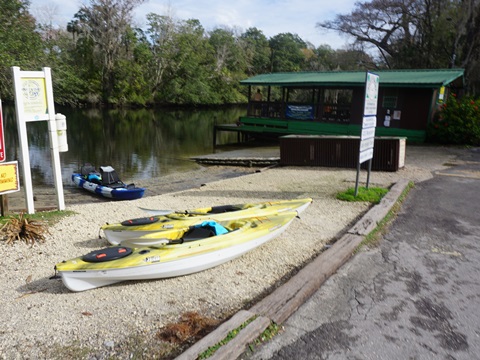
top-left (101, 198), bottom-right (312, 245)
top-left (55, 212), bottom-right (299, 292)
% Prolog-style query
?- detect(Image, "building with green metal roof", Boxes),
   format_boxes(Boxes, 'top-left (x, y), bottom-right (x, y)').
top-left (215, 69), bottom-right (464, 144)
top-left (240, 69), bottom-right (464, 88)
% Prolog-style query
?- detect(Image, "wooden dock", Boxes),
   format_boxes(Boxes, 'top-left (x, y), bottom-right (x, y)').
top-left (191, 146), bottom-right (280, 167)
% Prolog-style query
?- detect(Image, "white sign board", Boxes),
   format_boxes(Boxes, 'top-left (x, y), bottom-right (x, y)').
top-left (359, 148), bottom-right (374, 164)
top-left (359, 137), bottom-right (375, 152)
top-left (355, 72), bottom-right (380, 195)
top-left (361, 126), bottom-right (376, 140)
top-left (12, 67), bottom-right (65, 213)
top-left (362, 115), bottom-right (377, 128)
top-left (359, 72), bottom-right (379, 165)
top-left (364, 72), bottom-right (380, 116)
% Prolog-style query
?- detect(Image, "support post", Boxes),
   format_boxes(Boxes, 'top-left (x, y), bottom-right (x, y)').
top-left (0, 195), bottom-right (8, 217)
top-left (44, 68), bottom-right (65, 210)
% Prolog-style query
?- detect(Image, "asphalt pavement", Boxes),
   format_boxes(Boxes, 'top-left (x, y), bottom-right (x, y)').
top-left (243, 147), bottom-right (480, 359)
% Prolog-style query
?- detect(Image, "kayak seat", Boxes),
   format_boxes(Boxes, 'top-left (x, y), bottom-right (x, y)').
top-left (100, 166), bottom-right (125, 188)
top-left (182, 226), bottom-right (216, 242)
top-left (208, 205), bottom-right (241, 214)
top-left (82, 246), bottom-right (133, 262)
top-left (121, 217), bottom-right (159, 226)
top-left (80, 163), bottom-right (97, 177)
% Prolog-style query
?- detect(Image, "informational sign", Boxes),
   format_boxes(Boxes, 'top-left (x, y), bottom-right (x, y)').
top-left (12, 67), bottom-right (65, 213)
top-left (362, 115), bottom-right (377, 128)
top-left (359, 147), bottom-right (374, 164)
top-left (438, 86), bottom-right (445, 104)
top-left (359, 72), bottom-right (379, 164)
top-left (286, 105), bottom-right (314, 120)
top-left (364, 72), bottom-right (380, 116)
top-left (0, 100), bottom-right (5, 162)
top-left (20, 78), bottom-right (48, 121)
top-left (361, 126), bottom-right (376, 141)
top-left (359, 137), bottom-right (374, 152)
top-left (355, 71), bottom-right (380, 196)
top-left (0, 161), bottom-right (20, 195)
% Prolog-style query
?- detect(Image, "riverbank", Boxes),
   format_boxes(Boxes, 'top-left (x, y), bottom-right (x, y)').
top-left (0, 145), bottom-right (465, 359)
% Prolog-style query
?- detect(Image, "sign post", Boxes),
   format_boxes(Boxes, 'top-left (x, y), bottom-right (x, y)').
top-left (355, 71), bottom-right (379, 196)
top-left (11, 67), bottom-right (65, 214)
top-left (0, 100), bottom-right (21, 216)
top-left (0, 99), bottom-right (5, 162)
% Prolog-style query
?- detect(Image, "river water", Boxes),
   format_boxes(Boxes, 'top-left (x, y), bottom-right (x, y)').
top-left (2, 103), bottom-right (244, 186)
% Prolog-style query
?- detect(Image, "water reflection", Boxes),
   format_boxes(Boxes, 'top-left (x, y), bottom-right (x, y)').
top-left (2, 104), bottom-right (244, 186)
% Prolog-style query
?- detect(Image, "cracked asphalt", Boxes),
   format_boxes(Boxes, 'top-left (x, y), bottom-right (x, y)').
top-left (245, 147), bottom-right (480, 360)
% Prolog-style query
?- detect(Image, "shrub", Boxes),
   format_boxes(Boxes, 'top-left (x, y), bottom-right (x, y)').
top-left (427, 94), bottom-right (480, 145)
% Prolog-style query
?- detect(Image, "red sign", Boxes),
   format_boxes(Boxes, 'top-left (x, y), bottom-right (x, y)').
top-left (0, 101), bottom-right (4, 162)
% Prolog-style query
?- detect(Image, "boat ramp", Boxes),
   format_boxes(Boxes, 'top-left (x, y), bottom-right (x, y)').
top-left (191, 146), bottom-right (280, 167)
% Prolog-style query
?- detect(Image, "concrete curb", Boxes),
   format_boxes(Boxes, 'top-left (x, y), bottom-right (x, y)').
top-left (176, 179), bottom-right (411, 360)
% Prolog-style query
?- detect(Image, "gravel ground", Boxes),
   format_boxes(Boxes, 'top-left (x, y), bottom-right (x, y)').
top-left (0, 146), bottom-right (462, 359)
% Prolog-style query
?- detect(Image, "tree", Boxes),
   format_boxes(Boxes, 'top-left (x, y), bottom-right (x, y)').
top-left (145, 13), bottom-right (177, 101)
top-left (159, 19), bottom-right (216, 105)
top-left (316, 0), bottom-right (480, 93)
top-left (269, 33), bottom-right (307, 72)
top-left (240, 27), bottom-right (271, 75)
top-left (0, 0), bottom-right (44, 99)
top-left (208, 27), bottom-right (248, 103)
top-left (73, 0), bottom-right (146, 103)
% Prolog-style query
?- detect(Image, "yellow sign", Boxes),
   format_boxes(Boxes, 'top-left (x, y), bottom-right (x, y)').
top-left (21, 78), bottom-right (48, 120)
top-left (438, 86), bottom-right (445, 104)
top-left (0, 161), bottom-right (20, 194)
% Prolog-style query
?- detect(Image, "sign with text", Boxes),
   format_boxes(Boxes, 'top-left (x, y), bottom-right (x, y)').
top-left (0, 161), bottom-right (20, 194)
top-left (286, 105), bottom-right (314, 120)
top-left (362, 115), bottom-right (377, 128)
top-left (364, 72), bottom-right (380, 116)
top-left (12, 66), bottom-right (65, 214)
top-left (361, 126), bottom-right (376, 140)
top-left (359, 115), bottom-right (377, 164)
top-left (359, 137), bottom-right (375, 152)
top-left (359, 148), bottom-right (374, 164)
top-left (359, 71), bottom-right (379, 165)
top-left (19, 77), bottom-right (48, 122)
top-left (355, 71), bottom-right (380, 196)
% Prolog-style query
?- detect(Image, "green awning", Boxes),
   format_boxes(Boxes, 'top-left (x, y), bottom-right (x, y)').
top-left (240, 69), bottom-right (465, 88)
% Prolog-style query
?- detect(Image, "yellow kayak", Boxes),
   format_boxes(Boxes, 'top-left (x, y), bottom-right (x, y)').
top-left (102, 198), bottom-right (312, 245)
top-left (56, 211), bottom-right (298, 292)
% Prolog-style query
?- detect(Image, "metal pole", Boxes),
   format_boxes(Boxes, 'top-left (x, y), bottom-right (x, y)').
top-left (354, 161), bottom-right (361, 196)
top-left (366, 158), bottom-right (372, 189)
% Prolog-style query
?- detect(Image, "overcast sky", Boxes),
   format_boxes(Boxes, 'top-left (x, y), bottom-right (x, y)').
top-left (29, 0), bottom-right (358, 49)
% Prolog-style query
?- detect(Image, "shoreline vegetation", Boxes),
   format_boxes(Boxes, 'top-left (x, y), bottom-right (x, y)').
top-left (3, 1), bottom-right (478, 109)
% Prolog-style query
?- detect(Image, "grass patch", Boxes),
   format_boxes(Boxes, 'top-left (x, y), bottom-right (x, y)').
top-left (198, 316), bottom-right (257, 359)
top-left (0, 210), bottom-right (75, 245)
top-left (47, 342), bottom-right (91, 359)
top-left (336, 186), bottom-right (388, 204)
top-left (247, 322), bottom-right (281, 353)
top-left (0, 210), bottom-right (76, 226)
